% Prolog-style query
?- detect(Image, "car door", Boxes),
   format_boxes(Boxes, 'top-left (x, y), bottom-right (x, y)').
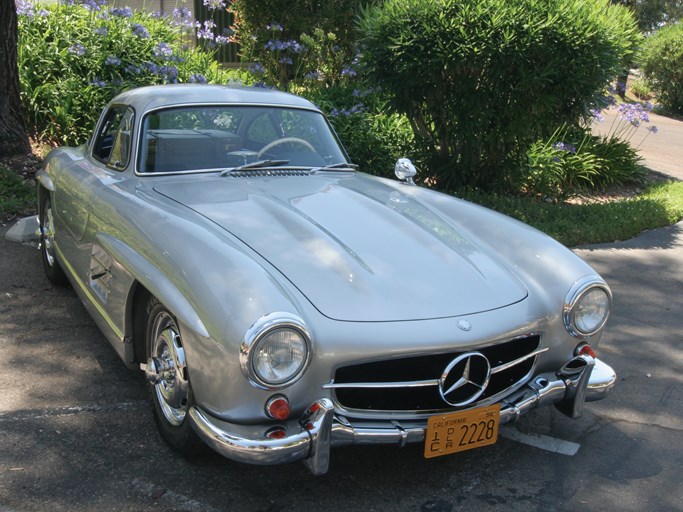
top-left (54, 105), bottom-right (134, 284)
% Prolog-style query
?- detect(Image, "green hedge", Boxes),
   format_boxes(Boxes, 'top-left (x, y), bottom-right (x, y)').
top-left (357, 0), bottom-right (641, 191)
top-left (640, 23), bottom-right (683, 116)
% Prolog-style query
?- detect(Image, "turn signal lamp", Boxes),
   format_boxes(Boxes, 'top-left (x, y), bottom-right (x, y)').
top-left (266, 396), bottom-right (290, 420)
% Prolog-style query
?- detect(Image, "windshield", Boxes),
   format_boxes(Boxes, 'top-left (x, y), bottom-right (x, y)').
top-left (137, 105), bottom-right (349, 173)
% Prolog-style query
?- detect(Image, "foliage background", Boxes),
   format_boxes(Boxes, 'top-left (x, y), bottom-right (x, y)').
top-left (356, 0), bottom-right (642, 191)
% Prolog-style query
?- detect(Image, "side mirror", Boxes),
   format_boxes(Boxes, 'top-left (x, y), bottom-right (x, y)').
top-left (395, 158), bottom-right (417, 185)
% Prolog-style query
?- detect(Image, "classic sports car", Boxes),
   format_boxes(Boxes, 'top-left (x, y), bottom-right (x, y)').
top-left (38, 84), bottom-right (616, 474)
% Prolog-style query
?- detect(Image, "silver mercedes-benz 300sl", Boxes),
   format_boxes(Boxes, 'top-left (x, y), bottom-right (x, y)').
top-left (37, 84), bottom-right (616, 474)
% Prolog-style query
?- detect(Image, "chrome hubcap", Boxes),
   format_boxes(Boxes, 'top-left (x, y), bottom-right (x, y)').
top-left (149, 311), bottom-right (188, 426)
top-left (41, 203), bottom-right (56, 268)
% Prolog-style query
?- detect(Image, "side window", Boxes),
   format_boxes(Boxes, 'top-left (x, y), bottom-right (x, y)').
top-left (92, 106), bottom-right (134, 170)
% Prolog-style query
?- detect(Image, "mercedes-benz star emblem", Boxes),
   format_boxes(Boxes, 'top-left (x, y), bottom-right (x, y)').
top-left (438, 352), bottom-right (491, 407)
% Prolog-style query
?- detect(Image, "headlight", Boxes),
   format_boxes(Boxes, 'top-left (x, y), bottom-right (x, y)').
top-left (564, 277), bottom-right (612, 337)
top-left (241, 313), bottom-right (311, 389)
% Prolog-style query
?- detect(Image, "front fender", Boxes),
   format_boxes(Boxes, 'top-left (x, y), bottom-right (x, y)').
top-left (97, 233), bottom-right (209, 338)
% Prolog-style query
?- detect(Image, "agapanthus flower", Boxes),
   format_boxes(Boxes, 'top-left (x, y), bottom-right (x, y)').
top-left (68, 44), bottom-right (87, 56)
top-left (552, 142), bottom-right (576, 153)
top-left (196, 27), bottom-right (214, 40)
top-left (82, 0), bottom-right (106, 11)
top-left (94, 26), bottom-right (108, 36)
top-left (90, 78), bottom-right (106, 87)
top-left (159, 65), bottom-right (179, 83)
top-left (16, 0), bottom-right (35, 18)
top-left (132, 23), bottom-right (150, 38)
top-left (266, 22), bottom-right (283, 31)
top-left (249, 63), bottom-right (265, 74)
top-left (105, 55), bottom-right (121, 66)
top-left (109, 6), bottom-right (133, 17)
top-left (590, 109), bottom-right (604, 123)
top-left (189, 74), bottom-right (208, 84)
top-left (153, 42), bottom-right (174, 59)
top-left (341, 66), bottom-right (357, 78)
top-left (203, 0), bottom-right (226, 10)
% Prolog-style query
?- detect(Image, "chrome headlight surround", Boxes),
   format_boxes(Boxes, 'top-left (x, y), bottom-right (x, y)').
top-left (563, 276), bottom-right (612, 338)
top-left (240, 312), bottom-right (311, 390)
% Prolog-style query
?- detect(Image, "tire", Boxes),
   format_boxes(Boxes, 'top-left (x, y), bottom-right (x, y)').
top-left (39, 193), bottom-right (68, 286)
top-left (145, 297), bottom-right (204, 455)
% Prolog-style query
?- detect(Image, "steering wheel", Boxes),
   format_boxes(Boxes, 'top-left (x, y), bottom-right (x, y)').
top-left (258, 137), bottom-right (316, 158)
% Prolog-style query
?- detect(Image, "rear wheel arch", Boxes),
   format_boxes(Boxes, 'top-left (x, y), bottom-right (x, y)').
top-left (130, 282), bottom-right (152, 365)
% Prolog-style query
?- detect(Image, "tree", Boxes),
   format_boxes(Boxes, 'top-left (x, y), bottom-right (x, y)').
top-left (0, 0), bottom-right (30, 157)
top-left (613, 0), bottom-right (683, 32)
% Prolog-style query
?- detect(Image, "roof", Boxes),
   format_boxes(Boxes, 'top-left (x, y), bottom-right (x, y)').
top-left (109, 84), bottom-right (320, 113)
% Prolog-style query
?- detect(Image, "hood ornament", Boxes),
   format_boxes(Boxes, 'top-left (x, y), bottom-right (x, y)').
top-left (395, 158), bottom-right (417, 185)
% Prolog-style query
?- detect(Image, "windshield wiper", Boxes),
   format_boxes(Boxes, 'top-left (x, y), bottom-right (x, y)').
top-left (220, 159), bottom-right (290, 176)
top-left (311, 162), bottom-right (359, 172)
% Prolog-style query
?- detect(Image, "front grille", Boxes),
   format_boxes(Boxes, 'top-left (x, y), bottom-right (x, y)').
top-left (328, 334), bottom-right (542, 414)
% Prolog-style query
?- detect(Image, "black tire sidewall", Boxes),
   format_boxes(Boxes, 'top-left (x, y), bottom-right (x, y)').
top-left (39, 193), bottom-right (68, 286)
top-left (145, 299), bottom-right (203, 455)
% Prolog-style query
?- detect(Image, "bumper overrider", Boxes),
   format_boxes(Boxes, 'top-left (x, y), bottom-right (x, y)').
top-left (189, 354), bottom-right (616, 475)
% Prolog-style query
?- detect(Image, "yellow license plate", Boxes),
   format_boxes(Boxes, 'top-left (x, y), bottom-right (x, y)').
top-left (424, 404), bottom-right (500, 459)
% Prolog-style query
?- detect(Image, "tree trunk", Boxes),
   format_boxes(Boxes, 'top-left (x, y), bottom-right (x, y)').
top-left (0, 0), bottom-right (31, 157)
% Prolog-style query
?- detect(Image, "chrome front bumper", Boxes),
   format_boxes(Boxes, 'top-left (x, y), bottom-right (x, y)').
top-left (189, 355), bottom-right (616, 475)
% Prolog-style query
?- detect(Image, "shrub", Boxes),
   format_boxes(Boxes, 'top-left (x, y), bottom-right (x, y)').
top-left (306, 85), bottom-right (418, 177)
top-left (232, 0), bottom-right (368, 87)
top-left (16, 0), bottom-right (239, 145)
top-left (640, 23), bottom-right (683, 115)
top-left (525, 127), bottom-right (646, 200)
top-left (356, 0), bottom-right (642, 191)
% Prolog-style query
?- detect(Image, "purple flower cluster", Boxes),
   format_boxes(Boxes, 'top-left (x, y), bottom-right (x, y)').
top-left (265, 39), bottom-right (302, 53)
top-left (109, 6), bottom-right (133, 18)
top-left (196, 20), bottom-right (216, 40)
top-left (329, 103), bottom-right (366, 118)
top-left (617, 102), bottom-right (651, 127)
top-left (105, 55), bottom-right (121, 66)
top-left (552, 142), bottom-right (576, 154)
top-left (266, 22), bottom-right (284, 32)
top-left (203, 0), bottom-right (226, 11)
top-left (189, 74), bottom-right (208, 84)
top-left (82, 0), bottom-right (107, 12)
top-left (249, 63), bottom-right (266, 74)
top-left (153, 42), bottom-right (174, 59)
top-left (131, 23), bottom-right (150, 38)
top-left (16, 0), bottom-right (36, 18)
top-left (171, 7), bottom-right (194, 28)
top-left (68, 44), bottom-right (87, 56)
top-left (94, 26), bottom-right (108, 36)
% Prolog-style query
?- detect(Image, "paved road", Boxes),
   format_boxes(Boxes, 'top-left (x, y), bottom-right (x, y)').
top-left (591, 109), bottom-right (683, 180)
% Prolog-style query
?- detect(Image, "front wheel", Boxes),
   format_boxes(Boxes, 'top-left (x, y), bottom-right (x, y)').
top-left (39, 193), bottom-right (68, 285)
top-left (145, 298), bottom-right (204, 455)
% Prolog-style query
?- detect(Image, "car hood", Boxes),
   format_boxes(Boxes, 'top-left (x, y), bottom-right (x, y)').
top-left (154, 173), bottom-right (528, 321)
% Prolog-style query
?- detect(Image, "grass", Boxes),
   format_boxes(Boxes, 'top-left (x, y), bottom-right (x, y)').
top-left (2, 163), bottom-right (683, 247)
top-left (461, 180), bottom-right (683, 246)
top-left (0, 166), bottom-right (35, 223)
